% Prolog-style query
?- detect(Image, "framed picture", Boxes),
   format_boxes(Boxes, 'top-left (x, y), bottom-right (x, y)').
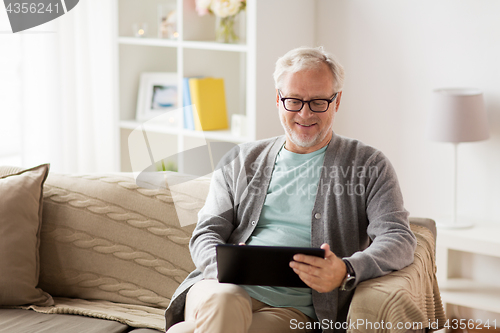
top-left (136, 72), bottom-right (179, 123)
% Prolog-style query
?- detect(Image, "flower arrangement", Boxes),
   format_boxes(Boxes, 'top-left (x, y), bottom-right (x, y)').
top-left (195, 0), bottom-right (246, 43)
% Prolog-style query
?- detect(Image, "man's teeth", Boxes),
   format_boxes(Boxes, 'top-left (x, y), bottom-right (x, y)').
top-left (298, 123), bottom-right (313, 127)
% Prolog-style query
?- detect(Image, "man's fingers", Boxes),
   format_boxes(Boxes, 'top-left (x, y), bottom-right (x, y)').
top-left (290, 261), bottom-right (320, 277)
top-left (291, 244), bottom-right (342, 294)
top-left (321, 243), bottom-right (336, 259)
top-left (292, 268), bottom-right (312, 285)
top-left (294, 244), bottom-right (334, 265)
top-left (321, 243), bottom-right (331, 255)
top-left (292, 268), bottom-right (329, 293)
top-left (293, 254), bottom-right (324, 267)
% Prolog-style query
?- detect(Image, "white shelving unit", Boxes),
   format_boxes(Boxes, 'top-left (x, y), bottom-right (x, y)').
top-left (436, 223), bottom-right (500, 319)
top-left (120, 119), bottom-right (246, 143)
top-left (115, 0), bottom-right (316, 174)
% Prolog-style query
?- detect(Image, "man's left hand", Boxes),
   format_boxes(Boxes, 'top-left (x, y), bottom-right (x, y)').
top-left (290, 243), bottom-right (347, 293)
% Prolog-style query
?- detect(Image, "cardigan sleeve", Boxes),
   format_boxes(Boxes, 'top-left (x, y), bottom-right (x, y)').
top-left (346, 151), bottom-right (417, 286)
top-left (189, 164), bottom-right (237, 279)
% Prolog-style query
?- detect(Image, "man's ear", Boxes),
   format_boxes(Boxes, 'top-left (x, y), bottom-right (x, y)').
top-left (276, 89), bottom-right (280, 108)
top-left (334, 91), bottom-right (343, 112)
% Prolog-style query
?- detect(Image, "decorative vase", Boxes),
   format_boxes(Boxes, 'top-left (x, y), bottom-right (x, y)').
top-left (215, 14), bottom-right (238, 43)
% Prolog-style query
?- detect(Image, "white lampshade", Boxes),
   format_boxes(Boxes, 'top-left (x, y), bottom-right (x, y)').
top-left (426, 88), bottom-right (490, 143)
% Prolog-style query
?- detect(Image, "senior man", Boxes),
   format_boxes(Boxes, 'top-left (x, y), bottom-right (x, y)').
top-left (165, 46), bottom-right (417, 333)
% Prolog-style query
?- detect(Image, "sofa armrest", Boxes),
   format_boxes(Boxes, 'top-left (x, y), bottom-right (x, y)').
top-left (346, 222), bottom-right (446, 333)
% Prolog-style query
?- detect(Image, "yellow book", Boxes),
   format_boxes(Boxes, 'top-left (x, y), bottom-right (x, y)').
top-left (188, 77), bottom-right (229, 131)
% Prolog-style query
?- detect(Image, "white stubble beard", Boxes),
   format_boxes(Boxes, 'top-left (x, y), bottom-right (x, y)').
top-left (279, 113), bottom-right (333, 149)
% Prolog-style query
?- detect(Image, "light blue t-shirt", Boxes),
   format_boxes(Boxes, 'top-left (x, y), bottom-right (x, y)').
top-left (243, 144), bottom-right (327, 320)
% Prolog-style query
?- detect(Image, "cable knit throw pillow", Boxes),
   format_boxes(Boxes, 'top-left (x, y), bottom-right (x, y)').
top-left (0, 164), bottom-right (54, 306)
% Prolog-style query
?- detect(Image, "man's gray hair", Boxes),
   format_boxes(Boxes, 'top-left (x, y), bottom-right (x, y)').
top-left (273, 46), bottom-right (345, 92)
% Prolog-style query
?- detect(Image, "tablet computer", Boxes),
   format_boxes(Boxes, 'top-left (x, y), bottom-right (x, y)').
top-left (216, 244), bottom-right (325, 288)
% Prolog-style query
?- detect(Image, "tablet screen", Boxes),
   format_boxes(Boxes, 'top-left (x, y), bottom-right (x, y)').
top-left (216, 244), bottom-right (325, 288)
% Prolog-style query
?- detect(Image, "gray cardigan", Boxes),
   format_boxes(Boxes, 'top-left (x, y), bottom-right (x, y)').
top-left (165, 133), bottom-right (417, 332)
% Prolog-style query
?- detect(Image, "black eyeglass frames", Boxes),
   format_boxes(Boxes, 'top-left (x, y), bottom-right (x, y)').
top-left (278, 90), bottom-right (338, 113)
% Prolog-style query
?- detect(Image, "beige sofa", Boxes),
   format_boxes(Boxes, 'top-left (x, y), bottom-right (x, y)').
top-left (0, 164), bottom-right (445, 332)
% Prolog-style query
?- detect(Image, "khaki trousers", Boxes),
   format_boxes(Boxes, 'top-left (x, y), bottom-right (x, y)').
top-left (167, 279), bottom-right (316, 333)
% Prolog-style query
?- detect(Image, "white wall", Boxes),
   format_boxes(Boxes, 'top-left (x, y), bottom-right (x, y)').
top-left (315, 0), bottom-right (500, 322)
top-left (316, 0), bottom-right (500, 224)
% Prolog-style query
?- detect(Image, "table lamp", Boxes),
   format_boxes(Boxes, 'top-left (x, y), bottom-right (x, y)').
top-left (426, 88), bottom-right (490, 229)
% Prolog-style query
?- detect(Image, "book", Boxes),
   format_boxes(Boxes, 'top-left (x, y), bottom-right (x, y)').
top-left (188, 77), bottom-right (229, 131)
top-left (182, 77), bottom-right (195, 130)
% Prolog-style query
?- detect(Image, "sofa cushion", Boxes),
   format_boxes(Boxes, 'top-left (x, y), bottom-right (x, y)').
top-left (0, 308), bottom-right (135, 333)
top-left (37, 171), bottom-right (205, 311)
top-left (19, 297), bottom-right (167, 331)
top-left (0, 164), bottom-right (54, 306)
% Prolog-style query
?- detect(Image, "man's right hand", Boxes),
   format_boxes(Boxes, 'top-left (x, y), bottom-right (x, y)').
top-left (290, 243), bottom-right (347, 293)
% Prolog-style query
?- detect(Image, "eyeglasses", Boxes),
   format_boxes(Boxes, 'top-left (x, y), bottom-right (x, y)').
top-left (278, 90), bottom-right (338, 113)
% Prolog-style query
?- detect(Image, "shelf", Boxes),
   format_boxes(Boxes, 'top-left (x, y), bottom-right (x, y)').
top-left (116, 0), bottom-right (314, 172)
top-left (440, 278), bottom-right (500, 314)
top-left (120, 120), bottom-right (251, 143)
top-left (437, 223), bottom-right (500, 258)
top-left (118, 37), bottom-right (179, 47)
top-left (118, 37), bottom-right (248, 52)
top-left (182, 40), bottom-right (248, 52)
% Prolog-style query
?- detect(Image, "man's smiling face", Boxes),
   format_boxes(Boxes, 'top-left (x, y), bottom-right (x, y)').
top-left (276, 62), bottom-right (342, 154)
